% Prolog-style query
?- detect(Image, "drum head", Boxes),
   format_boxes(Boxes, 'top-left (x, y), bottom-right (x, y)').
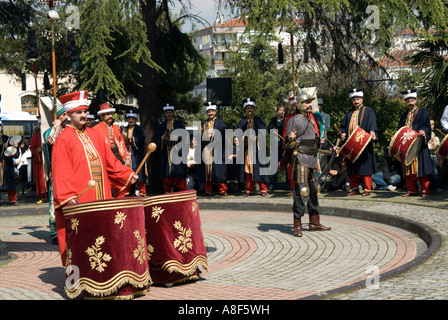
top-left (404, 135), bottom-right (423, 165)
top-left (9, 135), bottom-right (22, 146)
top-left (4, 146), bottom-right (18, 158)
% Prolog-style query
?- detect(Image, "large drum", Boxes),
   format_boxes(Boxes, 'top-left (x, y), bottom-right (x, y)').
top-left (143, 190), bottom-right (208, 285)
top-left (388, 127), bottom-right (423, 165)
top-left (438, 134), bottom-right (448, 159)
top-left (339, 127), bottom-right (372, 163)
top-left (63, 197), bottom-right (151, 300)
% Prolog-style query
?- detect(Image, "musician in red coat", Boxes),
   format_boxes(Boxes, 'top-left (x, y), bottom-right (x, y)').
top-left (93, 102), bottom-right (128, 198)
top-left (52, 91), bottom-right (138, 266)
top-left (29, 121), bottom-right (48, 204)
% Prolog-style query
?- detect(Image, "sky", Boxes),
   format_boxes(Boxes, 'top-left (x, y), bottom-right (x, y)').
top-left (172, 0), bottom-right (233, 32)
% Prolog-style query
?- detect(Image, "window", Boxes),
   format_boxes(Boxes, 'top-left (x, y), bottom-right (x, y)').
top-left (21, 95), bottom-right (37, 115)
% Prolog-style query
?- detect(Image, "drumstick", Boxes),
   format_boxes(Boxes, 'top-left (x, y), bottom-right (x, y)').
top-left (275, 132), bottom-right (285, 140)
top-left (384, 130), bottom-right (394, 137)
top-left (334, 123), bottom-right (342, 135)
top-left (437, 128), bottom-right (446, 136)
top-left (135, 142), bottom-right (157, 176)
top-left (76, 180), bottom-right (96, 200)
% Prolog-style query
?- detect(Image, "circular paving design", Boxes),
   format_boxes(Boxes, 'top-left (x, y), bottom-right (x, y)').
top-left (0, 207), bottom-right (428, 300)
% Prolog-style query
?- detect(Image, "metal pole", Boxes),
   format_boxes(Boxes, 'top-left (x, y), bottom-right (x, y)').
top-left (290, 33), bottom-right (295, 97)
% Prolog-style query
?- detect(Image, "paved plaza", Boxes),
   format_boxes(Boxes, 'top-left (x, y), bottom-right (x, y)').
top-left (0, 188), bottom-right (447, 301)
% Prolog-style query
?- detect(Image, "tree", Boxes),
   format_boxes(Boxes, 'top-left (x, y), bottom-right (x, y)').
top-left (220, 0), bottom-right (448, 92)
top-left (406, 33), bottom-right (448, 123)
top-left (219, 37), bottom-right (291, 128)
top-left (75, 0), bottom-right (161, 106)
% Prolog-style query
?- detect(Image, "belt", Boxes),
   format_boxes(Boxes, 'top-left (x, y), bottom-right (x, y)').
top-left (297, 146), bottom-right (318, 155)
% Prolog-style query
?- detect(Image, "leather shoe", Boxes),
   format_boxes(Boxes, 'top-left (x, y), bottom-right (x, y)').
top-left (347, 190), bottom-right (359, 196)
top-left (421, 193), bottom-right (429, 198)
top-left (362, 191), bottom-right (371, 197)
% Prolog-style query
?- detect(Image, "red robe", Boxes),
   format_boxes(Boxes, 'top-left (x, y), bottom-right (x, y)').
top-left (29, 129), bottom-right (47, 198)
top-left (92, 122), bottom-right (127, 161)
top-left (52, 125), bottom-right (135, 265)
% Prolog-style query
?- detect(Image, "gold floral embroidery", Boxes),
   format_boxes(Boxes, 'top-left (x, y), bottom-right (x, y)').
top-left (65, 249), bottom-right (73, 275)
top-left (400, 130), bottom-right (416, 145)
top-left (151, 206), bottom-right (164, 223)
top-left (173, 221), bottom-right (193, 253)
top-left (192, 202), bottom-right (198, 216)
top-left (147, 243), bottom-right (154, 261)
top-left (114, 211), bottom-right (127, 229)
top-left (71, 218), bottom-right (79, 234)
top-left (86, 236), bottom-right (112, 273)
top-left (133, 230), bottom-right (146, 264)
top-left (355, 131), bottom-right (367, 144)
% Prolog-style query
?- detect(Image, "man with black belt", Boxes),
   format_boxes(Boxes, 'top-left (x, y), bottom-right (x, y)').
top-left (399, 89), bottom-right (433, 197)
top-left (339, 88), bottom-right (378, 196)
top-left (286, 92), bottom-right (331, 237)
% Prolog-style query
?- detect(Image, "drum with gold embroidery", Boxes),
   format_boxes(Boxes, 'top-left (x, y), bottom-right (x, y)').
top-left (388, 127), bottom-right (423, 166)
top-left (339, 127), bottom-right (372, 163)
top-left (63, 197), bottom-right (151, 300)
top-left (437, 134), bottom-right (448, 159)
top-left (143, 190), bottom-right (208, 285)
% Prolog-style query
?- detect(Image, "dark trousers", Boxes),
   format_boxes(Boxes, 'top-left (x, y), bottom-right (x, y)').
top-left (292, 165), bottom-right (319, 220)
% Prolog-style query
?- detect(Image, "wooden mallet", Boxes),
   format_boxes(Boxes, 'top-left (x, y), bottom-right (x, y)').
top-left (135, 142), bottom-right (157, 176)
top-left (76, 180), bottom-right (96, 201)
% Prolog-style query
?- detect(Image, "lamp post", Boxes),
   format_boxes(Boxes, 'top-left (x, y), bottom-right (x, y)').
top-left (47, 2), bottom-right (60, 120)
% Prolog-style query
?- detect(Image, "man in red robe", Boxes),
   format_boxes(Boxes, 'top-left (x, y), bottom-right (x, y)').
top-left (29, 120), bottom-right (48, 204)
top-left (93, 102), bottom-right (128, 197)
top-left (52, 90), bottom-right (138, 266)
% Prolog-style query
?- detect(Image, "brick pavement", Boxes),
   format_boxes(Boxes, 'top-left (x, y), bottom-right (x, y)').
top-left (0, 189), bottom-right (446, 300)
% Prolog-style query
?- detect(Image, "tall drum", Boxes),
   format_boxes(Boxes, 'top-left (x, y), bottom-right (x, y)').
top-left (388, 127), bottom-right (423, 166)
top-left (339, 126), bottom-right (372, 163)
top-left (63, 197), bottom-right (151, 300)
top-left (438, 134), bottom-right (448, 159)
top-left (143, 190), bottom-right (208, 285)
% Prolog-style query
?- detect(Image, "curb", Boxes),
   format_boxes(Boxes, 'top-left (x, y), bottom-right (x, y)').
top-left (197, 200), bottom-right (443, 299)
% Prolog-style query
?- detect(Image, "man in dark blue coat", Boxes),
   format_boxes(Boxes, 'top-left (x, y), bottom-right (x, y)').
top-left (154, 104), bottom-right (188, 193)
top-left (237, 98), bottom-right (269, 196)
top-left (339, 88), bottom-right (378, 196)
top-left (398, 89), bottom-right (433, 197)
top-left (122, 110), bottom-right (147, 196)
top-left (197, 102), bottom-right (228, 196)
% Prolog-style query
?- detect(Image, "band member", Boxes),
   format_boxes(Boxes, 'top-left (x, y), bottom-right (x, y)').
top-left (122, 109), bottom-right (147, 196)
top-left (43, 103), bottom-right (69, 244)
top-left (1, 121), bottom-right (19, 206)
top-left (52, 90), bottom-right (138, 265)
top-left (86, 112), bottom-right (96, 128)
top-left (154, 104), bottom-right (188, 193)
top-left (197, 102), bottom-right (228, 196)
top-left (280, 96), bottom-right (298, 192)
top-left (237, 98), bottom-right (269, 196)
top-left (30, 119), bottom-right (48, 204)
top-left (399, 89), bottom-right (433, 197)
top-left (93, 102), bottom-right (128, 197)
top-left (93, 102), bottom-right (127, 164)
top-left (286, 92), bottom-right (331, 237)
top-left (339, 88), bottom-right (378, 196)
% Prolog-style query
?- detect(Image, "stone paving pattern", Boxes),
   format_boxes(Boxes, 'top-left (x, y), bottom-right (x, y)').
top-left (0, 189), bottom-right (447, 300)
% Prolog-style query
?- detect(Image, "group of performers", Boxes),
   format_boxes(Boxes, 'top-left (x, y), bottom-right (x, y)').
top-left (41, 90), bottom-right (208, 300)
top-left (5, 83), bottom-right (437, 299)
